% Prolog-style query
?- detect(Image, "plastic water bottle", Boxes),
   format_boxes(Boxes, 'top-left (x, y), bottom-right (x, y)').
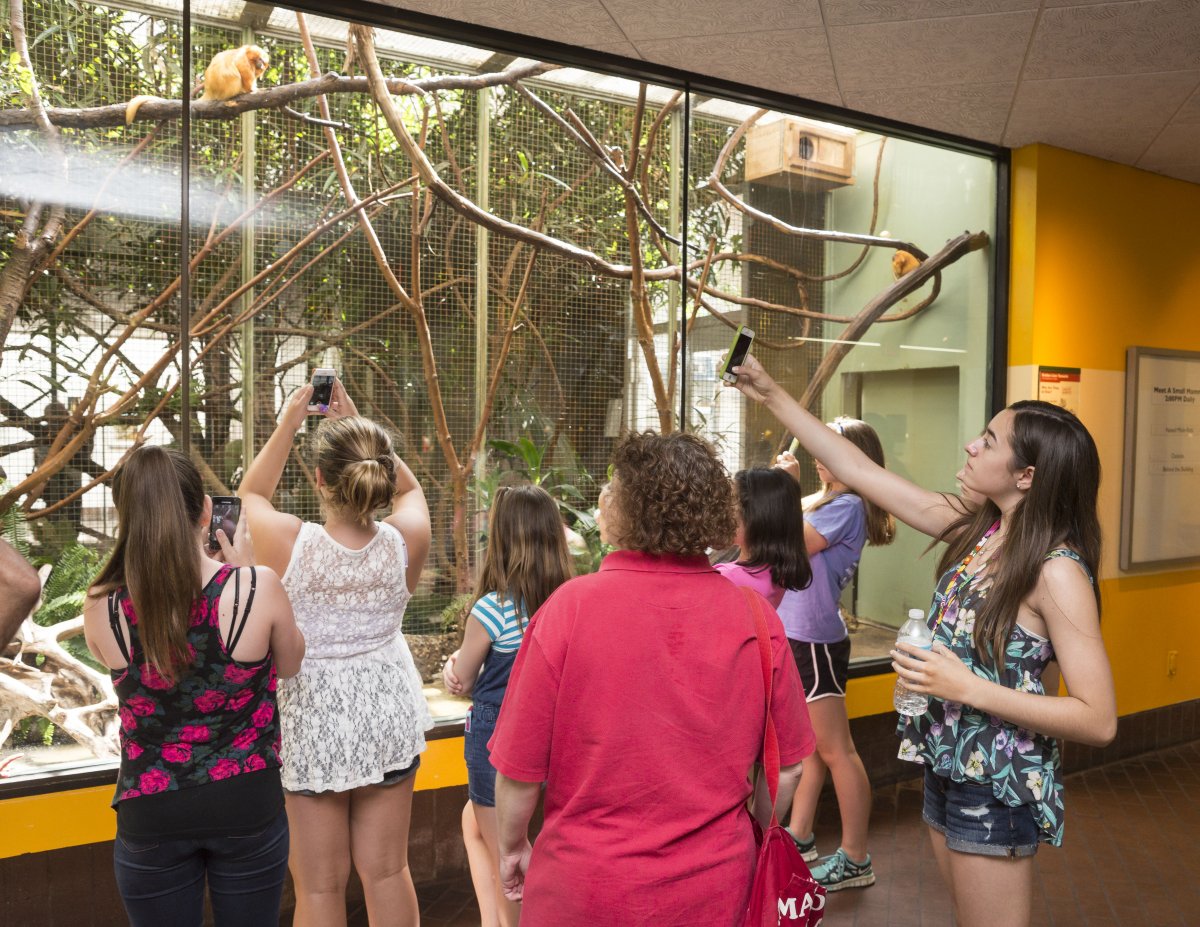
top-left (894, 609), bottom-right (933, 716)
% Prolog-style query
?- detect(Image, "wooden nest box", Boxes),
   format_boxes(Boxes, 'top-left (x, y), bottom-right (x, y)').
top-left (744, 118), bottom-right (856, 190)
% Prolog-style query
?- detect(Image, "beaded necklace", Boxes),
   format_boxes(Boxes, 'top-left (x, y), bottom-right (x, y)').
top-left (932, 519), bottom-right (1001, 633)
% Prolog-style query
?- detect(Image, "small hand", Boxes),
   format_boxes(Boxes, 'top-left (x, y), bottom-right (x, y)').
top-left (774, 451), bottom-right (801, 482)
top-left (214, 511), bottom-right (255, 568)
top-left (325, 378), bottom-right (359, 420)
top-left (726, 353), bottom-right (776, 404)
top-left (499, 840), bottom-right (533, 902)
top-left (442, 650), bottom-right (463, 695)
top-left (284, 384), bottom-right (316, 432)
top-left (891, 641), bottom-right (977, 704)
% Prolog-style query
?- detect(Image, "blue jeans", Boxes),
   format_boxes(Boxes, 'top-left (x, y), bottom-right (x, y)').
top-left (113, 809), bottom-right (289, 926)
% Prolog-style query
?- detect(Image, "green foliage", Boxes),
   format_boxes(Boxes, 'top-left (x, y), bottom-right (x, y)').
top-left (34, 542), bottom-right (102, 627)
top-left (0, 484), bottom-right (32, 558)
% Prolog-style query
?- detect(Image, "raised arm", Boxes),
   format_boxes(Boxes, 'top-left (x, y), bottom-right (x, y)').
top-left (0, 539), bottom-right (40, 645)
top-left (383, 454), bottom-right (430, 594)
top-left (734, 355), bottom-right (959, 539)
top-left (238, 385), bottom-right (310, 575)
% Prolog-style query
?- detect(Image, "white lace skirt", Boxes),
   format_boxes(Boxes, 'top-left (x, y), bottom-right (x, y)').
top-left (278, 632), bottom-right (433, 793)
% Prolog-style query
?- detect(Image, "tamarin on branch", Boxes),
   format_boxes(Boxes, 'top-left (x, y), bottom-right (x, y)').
top-left (125, 44), bottom-right (270, 125)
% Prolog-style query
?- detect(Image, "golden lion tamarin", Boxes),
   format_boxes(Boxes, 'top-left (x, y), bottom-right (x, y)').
top-left (199, 44), bottom-right (269, 102)
top-left (892, 249), bottom-right (922, 279)
top-left (126, 45), bottom-right (269, 125)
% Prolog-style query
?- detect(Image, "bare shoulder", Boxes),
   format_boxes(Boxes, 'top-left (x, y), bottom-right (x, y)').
top-left (1033, 552), bottom-right (1099, 632)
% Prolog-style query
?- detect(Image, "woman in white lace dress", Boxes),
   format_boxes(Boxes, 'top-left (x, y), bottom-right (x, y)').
top-left (240, 379), bottom-right (432, 927)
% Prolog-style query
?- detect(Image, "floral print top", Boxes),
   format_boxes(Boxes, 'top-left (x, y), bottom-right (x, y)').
top-left (110, 565), bottom-right (281, 805)
top-left (897, 546), bottom-right (1091, 847)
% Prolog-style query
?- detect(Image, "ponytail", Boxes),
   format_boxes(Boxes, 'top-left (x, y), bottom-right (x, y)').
top-left (315, 417), bottom-right (397, 525)
top-left (92, 446), bottom-right (204, 683)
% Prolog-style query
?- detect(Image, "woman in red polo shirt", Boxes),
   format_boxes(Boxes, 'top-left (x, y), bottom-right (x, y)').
top-left (490, 431), bottom-right (815, 926)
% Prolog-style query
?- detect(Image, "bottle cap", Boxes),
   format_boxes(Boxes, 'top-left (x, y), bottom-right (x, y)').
top-left (908, 608), bottom-right (925, 620)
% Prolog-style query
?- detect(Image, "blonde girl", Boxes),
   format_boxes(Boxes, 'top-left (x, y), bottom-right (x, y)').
top-left (240, 380), bottom-right (432, 927)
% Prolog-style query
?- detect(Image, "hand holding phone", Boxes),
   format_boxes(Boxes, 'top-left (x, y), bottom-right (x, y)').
top-left (719, 325), bottom-right (755, 383)
top-left (208, 496), bottom-right (242, 554)
top-left (308, 368), bottom-right (336, 412)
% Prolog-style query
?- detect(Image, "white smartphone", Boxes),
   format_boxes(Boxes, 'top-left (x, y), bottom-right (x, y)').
top-left (719, 325), bottom-right (755, 383)
top-left (308, 368), bottom-right (336, 411)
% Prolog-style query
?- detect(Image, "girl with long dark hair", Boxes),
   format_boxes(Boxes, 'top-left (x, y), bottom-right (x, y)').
top-left (732, 356), bottom-right (1116, 927)
top-left (83, 445), bottom-right (304, 926)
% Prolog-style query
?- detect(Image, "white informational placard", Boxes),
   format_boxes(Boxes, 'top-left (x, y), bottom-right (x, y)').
top-left (1120, 347), bottom-right (1200, 570)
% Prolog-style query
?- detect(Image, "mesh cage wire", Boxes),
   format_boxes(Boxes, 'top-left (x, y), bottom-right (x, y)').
top-left (1, 0), bottom-right (995, 771)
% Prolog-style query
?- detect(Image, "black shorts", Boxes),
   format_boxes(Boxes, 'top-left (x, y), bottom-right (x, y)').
top-left (789, 637), bottom-right (850, 701)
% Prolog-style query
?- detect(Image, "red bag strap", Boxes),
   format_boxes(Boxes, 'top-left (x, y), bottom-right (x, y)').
top-left (741, 587), bottom-right (781, 823)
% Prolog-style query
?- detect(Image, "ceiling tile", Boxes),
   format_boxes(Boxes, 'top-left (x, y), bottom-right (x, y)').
top-left (1137, 122), bottom-right (1200, 183)
top-left (601, 0), bottom-right (823, 41)
top-left (822, 0), bottom-right (1038, 28)
top-left (1004, 71), bottom-right (1200, 163)
top-left (843, 82), bottom-right (1014, 143)
top-left (637, 28), bottom-right (841, 102)
top-left (1024, 0), bottom-right (1200, 80)
top-left (581, 41), bottom-right (645, 58)
top-left (828, 11), bottom-right (1037, 90)
top-left (379, 0), bottom-right (630, 49)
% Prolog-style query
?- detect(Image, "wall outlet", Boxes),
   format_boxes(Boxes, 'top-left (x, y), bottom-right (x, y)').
top-left (1167, 650), bottom-right (1178, 676)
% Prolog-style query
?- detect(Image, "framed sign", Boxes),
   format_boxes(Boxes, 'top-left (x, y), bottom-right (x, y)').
top-left (1120, 347), bottom-right (1200, 570)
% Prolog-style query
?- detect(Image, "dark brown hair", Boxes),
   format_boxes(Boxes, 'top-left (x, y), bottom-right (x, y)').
top-left (935, 400), bottom-right (1102, 666)
top-left (608, 431), bottom-right (736, 555)
top-left (734, 467), bottom-right (812, 591)
top-left (475, 484), bottom-right (573, 625)
top-left (315, 416), bottom-right (397, 525)
top-left (91, 445), bottom-right (204, 683)
top-left (808, 417), bottom-right (896, 547)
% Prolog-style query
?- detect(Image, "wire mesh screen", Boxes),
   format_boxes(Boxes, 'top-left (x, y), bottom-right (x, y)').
top-left (1, 0), bottom-right (997, 776)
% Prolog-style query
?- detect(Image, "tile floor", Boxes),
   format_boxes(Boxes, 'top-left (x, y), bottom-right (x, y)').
top-left (366, 739), bottom-right (1200, 926)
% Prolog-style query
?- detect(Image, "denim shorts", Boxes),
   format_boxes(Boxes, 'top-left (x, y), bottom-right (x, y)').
top-left (922, 768), bottom-right (1040, 858)
top-left (464, 702), bottom-right (500, 808)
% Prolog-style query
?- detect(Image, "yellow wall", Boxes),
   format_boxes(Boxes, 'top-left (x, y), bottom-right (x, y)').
top-left (1008, 143), bottom-right (1200, 717)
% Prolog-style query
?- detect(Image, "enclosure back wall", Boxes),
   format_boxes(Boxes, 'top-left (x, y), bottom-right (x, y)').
top-left (0, 0), bottom-right (998, 780)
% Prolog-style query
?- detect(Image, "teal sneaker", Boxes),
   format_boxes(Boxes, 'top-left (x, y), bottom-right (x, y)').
top-left (786, 829), bottom-right (818, 863)
top-left (810, 848), bottom-right (875, 891)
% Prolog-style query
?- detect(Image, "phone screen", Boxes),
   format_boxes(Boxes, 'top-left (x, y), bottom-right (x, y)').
top-left (310, 372), bottom-right (335, 409)
top-left (208, 496), bottom-right (241, 551)
top-left (720, 326), bottom-right (754, 382)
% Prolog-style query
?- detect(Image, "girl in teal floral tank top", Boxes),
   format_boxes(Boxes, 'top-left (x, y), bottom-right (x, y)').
top-left (731, 356), bottom-right (1118, 927)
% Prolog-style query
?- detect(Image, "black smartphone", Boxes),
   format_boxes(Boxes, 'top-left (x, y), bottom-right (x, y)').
top-left (719, 325), bottom-right (755, 383)
top-left (308, 367), bottom-right (336, 411)
top-left (208, 496), bottom-right (241, 552)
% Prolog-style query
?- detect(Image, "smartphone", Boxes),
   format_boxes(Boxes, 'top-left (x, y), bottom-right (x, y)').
top-left (208, 496), bottom-right (241, 552)
top-left (308, 367), bottom-right (336, 411)
top-left (719, 325), bottom-right (755, 383)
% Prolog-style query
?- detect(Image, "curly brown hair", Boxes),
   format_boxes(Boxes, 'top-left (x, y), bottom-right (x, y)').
top-left (608, 431), bottom-right (736, 555)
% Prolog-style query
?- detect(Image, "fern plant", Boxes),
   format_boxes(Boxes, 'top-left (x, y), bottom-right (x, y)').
top-left (34, 543), bottom-right (102, 627)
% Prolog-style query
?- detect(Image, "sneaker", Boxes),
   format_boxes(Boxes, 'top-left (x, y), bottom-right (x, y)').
top-left (787, 829), bottom-right (818, 862)
top-left (811, 848), bottom-right (875, 891)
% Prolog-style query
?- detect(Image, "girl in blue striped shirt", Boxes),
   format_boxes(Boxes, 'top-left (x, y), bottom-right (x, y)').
top-left (442, 484), bottom-right (573, 927)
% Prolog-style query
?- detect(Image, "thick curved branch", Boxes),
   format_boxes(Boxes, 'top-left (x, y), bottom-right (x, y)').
top-left (0, 63), bottom-right (559, 129)
top-left (795, 230), bottom-right (988, 411)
